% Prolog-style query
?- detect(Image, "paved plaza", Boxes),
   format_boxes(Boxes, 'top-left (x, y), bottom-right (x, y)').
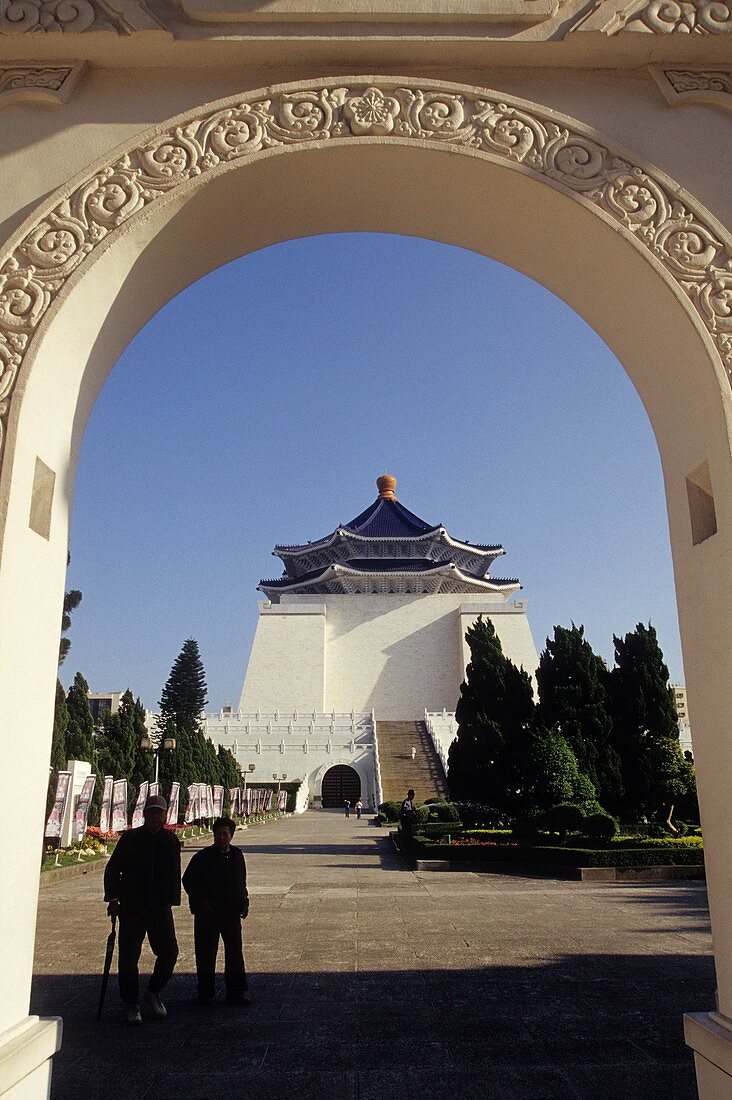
top-left (32, 812), bottom-right (714, 1099)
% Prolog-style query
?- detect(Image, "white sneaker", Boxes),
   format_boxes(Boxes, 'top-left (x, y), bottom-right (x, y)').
top-left (144, 989), bottom-right (167, 1019)
top-left (126, 1003), bottom-right (142, 1026)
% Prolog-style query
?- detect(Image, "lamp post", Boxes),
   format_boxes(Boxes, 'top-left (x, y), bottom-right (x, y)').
top-left (140, 735), bottom-right (176, 785)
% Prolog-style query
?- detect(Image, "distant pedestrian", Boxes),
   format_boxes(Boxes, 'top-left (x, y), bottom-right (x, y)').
top-left (399, 789), bottom-right (417, 846)
top-left (182, 817), bottom-right (251, 1006)
top-left (344, 799), bottom-right (351, 817)
top-left (355, 800), bottom-right (362, 819)
top-left (103, 795), bottom-right (181, 1026)
top-left (410, 746), bottom-right (416, 761)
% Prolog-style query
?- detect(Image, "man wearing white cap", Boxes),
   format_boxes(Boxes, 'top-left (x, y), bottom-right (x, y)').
top-left (104, 794), bottom-right (182, 1025)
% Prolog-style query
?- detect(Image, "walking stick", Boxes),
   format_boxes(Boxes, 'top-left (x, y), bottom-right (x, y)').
top-left (97, 914), bottom-right (117, 1020)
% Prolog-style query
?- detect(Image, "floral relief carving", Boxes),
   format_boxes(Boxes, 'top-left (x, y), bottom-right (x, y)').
top-left (0, 63), bottom-right (84, 106)
top-left (617, 0), bottom-right (731, 33)
top-left (0, 79), bottom-right (730, 455)
top-left (649, 67), bottom-right (732, 110)
top-left (0, 0), bottom-right (163, 33)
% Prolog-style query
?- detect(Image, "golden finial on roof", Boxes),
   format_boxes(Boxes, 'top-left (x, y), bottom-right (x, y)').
top-left (377, 474), bottom-right (397, 500)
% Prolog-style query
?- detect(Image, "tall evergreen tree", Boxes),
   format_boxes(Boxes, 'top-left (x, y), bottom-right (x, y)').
top-left (609, 622), bottom-right (692, 824)
top-left (447, 616), bottom-right (535, 814)
top-left (156, 639), bottom-right (209, 815)
top-left (217, 745), bottom-right (243, 813)
top-left (536, 624), bottom-right (623, 810)
top-left (47, 679), bottom-right (69, 816)
top-left (128, 694), bottom-right (154, 795)
top-left (58, 552), bottom-right (81, 666)
top-left (65, 672), bottom-right (97, 763)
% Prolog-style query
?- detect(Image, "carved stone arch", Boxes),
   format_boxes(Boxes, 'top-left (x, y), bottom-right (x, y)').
top-left (1, 75), bottom-right (731, 474)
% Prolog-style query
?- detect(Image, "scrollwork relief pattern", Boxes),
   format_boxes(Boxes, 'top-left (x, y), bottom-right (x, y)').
top-left (0, 81), bottom-right (730, 454)
top-left (666, 69), bottom-right (732, 91)
top-left (619, 0), bottom-right (732, 33)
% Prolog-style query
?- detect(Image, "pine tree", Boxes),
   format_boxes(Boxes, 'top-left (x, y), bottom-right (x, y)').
top-left (58, 552), bottom-right (82, 666)
top-left (609, 622), bottom-right (693, 824)
top-left (156, 639), bottom-right (209, 816)
top-left (447, 616), bottom-right (534, 814)
top-left (536, 624), bottom-right (623, 811)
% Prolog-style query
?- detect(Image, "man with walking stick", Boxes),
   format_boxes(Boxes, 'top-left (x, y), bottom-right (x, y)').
top-left (103, 794), bottom-right (181, 1025)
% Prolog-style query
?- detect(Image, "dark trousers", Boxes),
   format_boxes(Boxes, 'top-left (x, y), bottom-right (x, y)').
top-left (118, 906), bottom-right (178, 1005)
top-left (193, 910), bottom-right (247, 998)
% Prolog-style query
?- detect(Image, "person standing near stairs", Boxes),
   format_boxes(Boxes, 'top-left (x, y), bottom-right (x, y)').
top-left (400, 789), bottom-right (417, 846)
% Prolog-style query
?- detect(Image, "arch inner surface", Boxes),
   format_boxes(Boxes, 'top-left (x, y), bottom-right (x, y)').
top-left (0, 78), bottom-right (731, 1093)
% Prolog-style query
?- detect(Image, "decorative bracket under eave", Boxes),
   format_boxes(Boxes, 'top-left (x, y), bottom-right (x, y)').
top-left (650, 65), bottom-right (732, 112)
top-left (0, 62), bottom-right (85, 107)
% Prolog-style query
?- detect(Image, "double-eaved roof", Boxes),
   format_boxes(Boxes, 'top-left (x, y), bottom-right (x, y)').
top-left (259, 475), bottom-right (521, 601)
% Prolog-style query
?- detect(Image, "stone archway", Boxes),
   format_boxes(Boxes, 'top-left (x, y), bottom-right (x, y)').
top-left (0, 78), bottom-right (730, 1097)
top-left (321, 765), bottom-right (362, 809)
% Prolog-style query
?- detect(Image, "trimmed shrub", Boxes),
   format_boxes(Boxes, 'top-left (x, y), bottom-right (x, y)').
top-left (414, 804), bottom-right (430, 824)
top-left (414, 840), bottom-right (705, 868)
top-left (378, 801), bottom-right (402, 822)
top-left (544, 803), bottom-right (586, 837)
top-left (424, 796), bottom-right (449, 805)
top-left (454, 802), bottom-right (510, 828)
top-left (429, 802), bottom-right (460, 823)
top-left (582, 811), bottom-right (619, 841)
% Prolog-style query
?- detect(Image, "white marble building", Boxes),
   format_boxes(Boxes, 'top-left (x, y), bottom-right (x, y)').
top-left (239, 475), bottom-right (539, 719)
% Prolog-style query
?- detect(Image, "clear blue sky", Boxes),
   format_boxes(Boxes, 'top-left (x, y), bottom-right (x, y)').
top-left (62, 233), bottom-right (684, 710)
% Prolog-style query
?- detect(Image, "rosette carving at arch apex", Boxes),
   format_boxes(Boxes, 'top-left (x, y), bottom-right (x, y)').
top-left (0, 79), bottom-right (730, 456)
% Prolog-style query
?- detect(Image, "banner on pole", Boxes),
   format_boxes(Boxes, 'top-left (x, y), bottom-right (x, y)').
top-left (166, 782), bottom-right (180, 826)
top-left (99, 775), bottom-right (113, 833)
top-left (45, 771), bottom-right (71, 838)
top-left (264, 789), bottom-right (273, 812)
top-left (206, 785), bottom-right (214, 818)
top-left (229, 787), bottom-right (239, 815)
top-left (131, 781), bottom-right (149, 829)
top-left (277, 789), bottom-right (287, 811)
top-left (73, 774), bottom-right (97, 843)
top-left (111, 779), bottom-right (128, 832)
top-left (149, 782), bottom-right (160, 796)
top-left (184, 785), bottom-right (196, 825)
top-left (213, 785), bottom-right (224, 817)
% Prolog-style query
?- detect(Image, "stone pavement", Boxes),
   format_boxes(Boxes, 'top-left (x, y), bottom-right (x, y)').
top-left (32, 811), bottom-right (715, 1100)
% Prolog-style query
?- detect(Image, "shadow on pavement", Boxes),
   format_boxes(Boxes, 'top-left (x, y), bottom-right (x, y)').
top-left (31, 950), bottom-right (713, 1100)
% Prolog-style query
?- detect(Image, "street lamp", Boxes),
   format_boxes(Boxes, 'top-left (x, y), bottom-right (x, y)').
top-left (140, 735), bottom-right (176, 784)
top-left (272, 772), bottom-right (288, 792)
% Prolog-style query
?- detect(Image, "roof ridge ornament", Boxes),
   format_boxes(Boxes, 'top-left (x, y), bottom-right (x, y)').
top-left (376, 473), bottom-right (397, 500)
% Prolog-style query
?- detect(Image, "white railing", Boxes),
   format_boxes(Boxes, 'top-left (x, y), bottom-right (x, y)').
top-left (424, 709), bottom-right (458, 778)
top-left (371, 709), bottom-right (383, 807)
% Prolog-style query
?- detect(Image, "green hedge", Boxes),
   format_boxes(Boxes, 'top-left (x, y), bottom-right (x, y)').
top-left (415, 841), bottom-right (705, 867)
top-left (409, 822), bottom-right (464, 837)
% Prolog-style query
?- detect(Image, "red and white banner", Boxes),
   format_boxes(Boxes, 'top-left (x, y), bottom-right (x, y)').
top-left (242, 789), bottom-right (251, 816)
top-left (45, 771), bottom-right (71, 838)
top-left (73, 774), bottom-right (97, 842)
top-left (213, 785), bottom-right (224, 817)
top-left (184, 784), bottom-right (198, 824)
top-left (229, 787), bottom-right (239, 815)
top-left (166, 782), bottom-right (180, 826)
top-left (206, 785), bottom-right (214, 818)
top-left (131, 781), bottom-right (149, 828)
top-left (99, 775), bottom-right (113, 833)
top-left (111, 779), bottom-right (128, 832)
top-left (264, 789), bottom-right (273, 812)
top-left (149, 782), bottom-right (160, 796)
top-left (277, 789), bottom-right (287, 811)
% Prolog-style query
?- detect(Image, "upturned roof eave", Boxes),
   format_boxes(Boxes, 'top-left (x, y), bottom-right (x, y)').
top-left (258, 562), bottom-right (522, 594)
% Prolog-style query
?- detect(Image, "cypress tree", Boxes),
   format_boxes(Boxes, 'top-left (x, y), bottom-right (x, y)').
top-left (536, 624), bottom-right (623, 811)
top-left (65, 672), bottom-right (97, 763)
top-left (609, 622), bottom-right (693, 825)
top-left (447, 616), bottom-right (535, 814)
top-left (520, 725), bottom-right (597, 816)
top-left (129, 694), bottom-right (154, 794)
top-left (47, 679), bottom-right (69, 817)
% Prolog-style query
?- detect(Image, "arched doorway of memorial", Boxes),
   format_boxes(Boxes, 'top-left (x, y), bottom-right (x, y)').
top-left (321, 765), bottom-right (362, 809)
top-left (1, 76), bottom-right (731, 1100)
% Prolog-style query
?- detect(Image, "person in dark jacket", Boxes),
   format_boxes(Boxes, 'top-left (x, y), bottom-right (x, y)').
top-left (104, 794), bottom-right (181, 1025)
top-left (182, 816), bottom-right (250, 1005)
